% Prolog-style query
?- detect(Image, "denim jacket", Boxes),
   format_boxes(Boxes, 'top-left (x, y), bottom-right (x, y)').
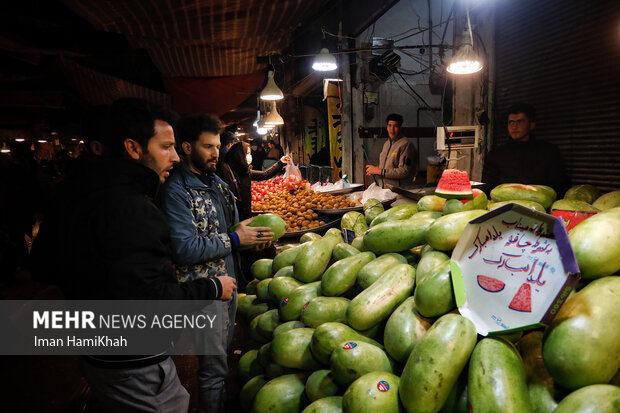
top-left (159, 161), bottom-right (239, 283)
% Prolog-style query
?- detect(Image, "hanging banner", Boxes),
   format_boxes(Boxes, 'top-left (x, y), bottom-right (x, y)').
top-left (325, 82), bottom-right (342, 181)
top-left (303, 105), bottom-right (327, 164)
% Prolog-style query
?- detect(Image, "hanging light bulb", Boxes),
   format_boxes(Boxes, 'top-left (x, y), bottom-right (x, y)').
top-left (312, 28), bottom-right (338, 71)
top-left (260, 70), bottom-right (284, 101)
top-left (447, 9), bottom-right (483, 75)
top-left (263, 102), bottom-right (284, 126)
top-left (312, 48), bottom-right (338, 71)
top-left (253, 110), bottom-right (268, 135)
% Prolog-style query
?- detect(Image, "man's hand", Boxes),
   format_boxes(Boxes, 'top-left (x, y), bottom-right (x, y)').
top-left (366, 165), bottom-right (381, 176)
top-left (235, 218), bottom-right (274, 246)
top-left (254, 241), bottom-right (273, 251)
top-left (280, 155), bottom-right (291, 164)
top-left (216, 275), bottom-right (237, 300)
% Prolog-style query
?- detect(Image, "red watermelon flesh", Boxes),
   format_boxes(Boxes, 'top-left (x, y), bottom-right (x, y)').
top-left (509, 283), bottom-right (532, 312)
top-left (477, 275), bottom-right (505, 292)
top-left (435, 169), bottom-right (473, 200)
top-left (507, 184), bottom-right (535, 191)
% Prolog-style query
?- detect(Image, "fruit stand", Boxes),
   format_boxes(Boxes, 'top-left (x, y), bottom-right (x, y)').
top-left (239, 171), bottom-right (620, 413)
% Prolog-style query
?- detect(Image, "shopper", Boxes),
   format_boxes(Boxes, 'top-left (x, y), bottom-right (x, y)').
top-left (482, 103), bottom-right (569, 196)
top-left (159, 113), bottom-right (273, 413)
top-left (34, 98), bottom-right (237, 413)
top-left (224, 141), bottom-right (289, 220)
top-left (365, 113), bottom-right (418, 189)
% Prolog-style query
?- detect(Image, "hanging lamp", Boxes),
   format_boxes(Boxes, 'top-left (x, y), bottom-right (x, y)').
top-left (260, 70), bottom-right (284, 101)
top-left (263, 102), bottom-right (284, 126)
top-left (447, 7), bottom-right (483, 74)
top-left (312, 29), bottom-right (338, 71)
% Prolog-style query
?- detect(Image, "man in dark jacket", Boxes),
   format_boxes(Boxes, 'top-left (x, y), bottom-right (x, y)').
top-left (36, 99), bottom-right (237, 413)
top-left (482, 103), bottom-right (569, 196)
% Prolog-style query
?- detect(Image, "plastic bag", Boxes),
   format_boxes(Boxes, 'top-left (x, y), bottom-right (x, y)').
top-left (283, 157), bottom-right (302, 188)
top-left (361, 183), bottom-right (397, 204)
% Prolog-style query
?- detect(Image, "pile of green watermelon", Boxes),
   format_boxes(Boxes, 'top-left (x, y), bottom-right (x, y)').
top-left (236, 181), bottom-right (620, 413)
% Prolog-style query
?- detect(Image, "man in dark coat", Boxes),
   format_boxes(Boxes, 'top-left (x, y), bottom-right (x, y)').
top-left (482, 103), bottom-right (569, 196)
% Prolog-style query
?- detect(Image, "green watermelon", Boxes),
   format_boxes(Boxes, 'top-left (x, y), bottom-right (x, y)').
top-left (341, 211), bottom-right (368, 237)
top-left (564, 184), bottom-right (601, 204)
top-left (232, 213), bottom-right (286, 250)
top-left (490, 184), bottom-right (557, 210)
top-left (435, 169), bottom-right (473, 200)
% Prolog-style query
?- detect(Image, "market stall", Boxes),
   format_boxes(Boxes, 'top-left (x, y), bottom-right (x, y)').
top-left (236, 169), bottom-right (620, 412)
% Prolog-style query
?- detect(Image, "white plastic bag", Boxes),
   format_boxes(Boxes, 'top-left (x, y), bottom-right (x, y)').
top-left (361, 183), bottom-right (397, 204)
top-left (283, 157), bottom-right (302, 186)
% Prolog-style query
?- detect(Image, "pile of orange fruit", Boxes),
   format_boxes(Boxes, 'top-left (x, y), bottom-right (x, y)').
top-left (251, 189), bottom-right (358, 232)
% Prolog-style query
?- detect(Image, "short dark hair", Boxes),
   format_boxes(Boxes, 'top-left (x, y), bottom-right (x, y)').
top-left (386, 113), bottom-right (404, 125)
top-left (507, 103), bottom-right (536, 121)
top-left (220, 131), bottom-right (236, 146)
top-left (175, 114), bottom-right (221, 145)
top-left (108, 98), bottom-right (178, 157)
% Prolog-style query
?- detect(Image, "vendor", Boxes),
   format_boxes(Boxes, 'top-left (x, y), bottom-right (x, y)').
top-left (482, 103), bottom-right (569, 196)
top-left (365, 113), bottom-right (418, 189)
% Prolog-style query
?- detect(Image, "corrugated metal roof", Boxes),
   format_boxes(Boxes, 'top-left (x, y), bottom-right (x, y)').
top-left (64, 0), bottom-right (331, 77)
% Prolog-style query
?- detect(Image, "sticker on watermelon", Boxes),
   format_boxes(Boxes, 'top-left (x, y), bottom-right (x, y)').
top-left (343, 342), bottom-right (357, 350)
top-left (435, 169), bottom-right (473, 200)
top-left (281, 297), bottom-right (289, 306)
top-left (477, 275), bottom-right (505, 293)
top-left (509, 283), bottom-right (532, 312)
top-left (377, 380), bottom-right (390, 392)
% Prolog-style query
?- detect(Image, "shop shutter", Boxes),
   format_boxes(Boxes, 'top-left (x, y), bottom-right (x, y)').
top-left (493, 0), bottom-right (620, 192)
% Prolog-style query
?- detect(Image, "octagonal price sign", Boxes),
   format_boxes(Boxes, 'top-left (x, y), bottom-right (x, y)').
top-left (450, 203), bottom-right (580, 336)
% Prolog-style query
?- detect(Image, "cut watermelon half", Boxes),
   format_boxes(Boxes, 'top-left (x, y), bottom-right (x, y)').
top-left (477, 275), bottom-right (505, 292)
top-left (435, 169), bottom-right (473, 200)
top-left (509, 283), bottom-right (532, 312)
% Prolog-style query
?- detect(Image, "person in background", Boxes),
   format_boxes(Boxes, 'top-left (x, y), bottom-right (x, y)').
top-left (250, 139), bottom-right (266, 171)
top-left (31, 105), bottom-right (115, 287)
top-left (224, 141), bottom-right (289, 220)
top-left (365, 113), bottom-right (418, 189)
top-left (219, 130), bottom-right (236, 157)
top-left (159, 114), bottom-right (273, 413)
top-left (482, 103), bottom-right (569, 196)
top-left (34, 98), bottom-right (237, 413)
top-left (265, 139), bottom-right (284, 160)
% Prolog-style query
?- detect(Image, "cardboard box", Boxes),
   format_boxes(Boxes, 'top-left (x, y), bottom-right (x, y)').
top-left (451, 203), bottom-right (580, 336)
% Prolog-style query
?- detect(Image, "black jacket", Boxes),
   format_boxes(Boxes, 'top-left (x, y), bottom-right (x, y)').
top-left (33, 156), bottom-right (222, 301)
top-left (482, 137), bottom-right (569, 197)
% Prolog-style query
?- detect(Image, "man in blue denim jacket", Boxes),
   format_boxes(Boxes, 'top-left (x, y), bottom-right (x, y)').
top-left (159, 114), bottom-right (273, 413)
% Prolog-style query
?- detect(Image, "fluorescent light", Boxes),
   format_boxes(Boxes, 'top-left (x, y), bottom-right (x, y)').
top-left (15, 138), bottom-right (25, 142)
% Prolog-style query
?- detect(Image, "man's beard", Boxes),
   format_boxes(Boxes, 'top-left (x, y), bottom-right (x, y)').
top-left (190, 150), bottom-right (217, 175)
